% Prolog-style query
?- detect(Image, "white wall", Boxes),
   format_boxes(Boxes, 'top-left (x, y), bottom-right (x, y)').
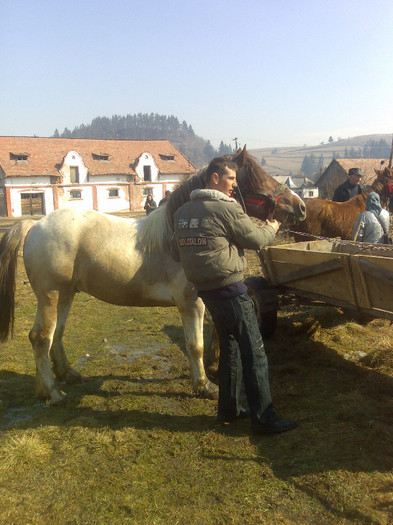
top-left (134, 152), bottom-right (159, 182)
top-left (96, 185), bottom-right (130, 213)
top-left (302, 188), bottom-right (319, 199)
top-left (59, 186), bottom-right (94, 210)
top-left (89, 174), bottom-right (129, 183)
top-left (5, 175), bottom-right (51, 186)
top-left (60, 151), bottom-right (89, 183)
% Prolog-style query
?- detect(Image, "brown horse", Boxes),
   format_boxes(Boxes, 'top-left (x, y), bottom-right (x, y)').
top-left (0, 148), bottom-right (305, 405)
top-left (292, 167), bottom-right (393, 241)
top-left (168, 147), bottom-right (307, 225)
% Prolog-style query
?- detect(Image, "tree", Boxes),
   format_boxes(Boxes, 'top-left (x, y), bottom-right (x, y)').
top-left (328, 136), bottom-right (333, 143)
top-left (318, 154), bottom-right (324, 170)
top-left (301, 154), bottom-right (318, 177)
top-left (218, 141), bottom-right (233, 155)
top-left (51, 112), bottom-right (231, 167)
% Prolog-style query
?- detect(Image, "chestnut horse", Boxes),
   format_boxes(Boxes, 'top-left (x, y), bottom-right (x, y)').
top-left (293, 167), bottom-right (393, 241)
top-left (0, 147), bottom-right (306, 404)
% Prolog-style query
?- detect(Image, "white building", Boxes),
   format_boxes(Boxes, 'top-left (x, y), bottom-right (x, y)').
top-left (0, 137), bottom-right (196, 217)
top-left (273, 175), bottom-right (319, 199)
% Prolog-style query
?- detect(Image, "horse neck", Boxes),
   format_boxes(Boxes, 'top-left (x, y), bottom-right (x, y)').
top-left (166, 171), bottom-right (206, 230)
top-left (370, 179), bottom-right (385, 195)
top-left (138, 205), bottom-right (172, 253)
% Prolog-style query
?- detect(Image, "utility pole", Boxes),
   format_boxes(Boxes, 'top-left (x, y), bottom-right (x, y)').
top-left (389, 134), bottom-right (393, 169)
top-left (233, 137), bottom-right (238, 150)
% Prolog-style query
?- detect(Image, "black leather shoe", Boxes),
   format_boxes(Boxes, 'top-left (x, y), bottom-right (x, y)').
top-left (251, 413), bottom-right (298, 435)
top-left (216, 409), bottom-right (251, 424)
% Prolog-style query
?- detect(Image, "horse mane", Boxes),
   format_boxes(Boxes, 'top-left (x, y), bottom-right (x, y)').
top-left (136, 168), bottom-right (207, 255)
top-left (165, 169), bottom-right (207, 229)
top-left (235, 151), bottom-right (277, 196)
top-left (136, 205), bottom-right (172, 255)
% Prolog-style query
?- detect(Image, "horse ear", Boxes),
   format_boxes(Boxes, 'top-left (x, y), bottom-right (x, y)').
top-left (235, 145), bottom-right (248, 167)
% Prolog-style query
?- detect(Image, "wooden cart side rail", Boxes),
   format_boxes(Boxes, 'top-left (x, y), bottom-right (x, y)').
top-left (277, 286), bottom-right (361, 311)
top-left (271, 257), bottom-right (344, 286)
top-left (357, 258), bottom-right (393, 287)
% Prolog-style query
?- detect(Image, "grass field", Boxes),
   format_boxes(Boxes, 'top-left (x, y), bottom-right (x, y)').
top-left (0, 219), bottom-right (393, 524)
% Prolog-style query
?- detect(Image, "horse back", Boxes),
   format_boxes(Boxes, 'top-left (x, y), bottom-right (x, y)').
top-left (22, 207), bottom-right (187, 307)
top-left (297, 196), bottom-right (366, 240)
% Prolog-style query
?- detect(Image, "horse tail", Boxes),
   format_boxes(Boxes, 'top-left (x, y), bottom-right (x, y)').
top-left (0, 220), bottom-right (35, 341)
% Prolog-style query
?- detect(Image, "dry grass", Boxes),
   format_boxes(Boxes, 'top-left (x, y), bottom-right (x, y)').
top-left (0, 216), bottom-right (393, 524)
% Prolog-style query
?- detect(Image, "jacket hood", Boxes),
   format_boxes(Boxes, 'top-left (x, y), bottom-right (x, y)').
top-left (366, 192), bottom-right (382, 218)
top-left (190, 188), bottom-right (237, 202)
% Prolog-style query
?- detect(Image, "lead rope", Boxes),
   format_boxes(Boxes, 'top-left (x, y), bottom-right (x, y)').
top-left (280, 228), bottom-right (393, 252)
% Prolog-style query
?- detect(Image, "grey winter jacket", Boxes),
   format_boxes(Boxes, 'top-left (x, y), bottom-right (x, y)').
top-left (352, 209), bottom-right (390, 243)
top-left (172, 189), bottom-right (276, 291)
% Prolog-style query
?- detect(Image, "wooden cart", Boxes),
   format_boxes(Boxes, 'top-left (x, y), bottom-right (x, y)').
top-left (245, 240), bottom-right (393, 337)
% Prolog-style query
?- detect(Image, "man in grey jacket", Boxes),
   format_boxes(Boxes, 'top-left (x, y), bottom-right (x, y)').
top-left (173, 157), bottom-right (297, 434)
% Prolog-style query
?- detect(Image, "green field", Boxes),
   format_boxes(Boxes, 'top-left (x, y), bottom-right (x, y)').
top-left (1, 242), bottom-right (393, 524)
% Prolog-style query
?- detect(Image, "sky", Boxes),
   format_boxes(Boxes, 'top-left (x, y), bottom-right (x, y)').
top-left (1, 0), bottom-right (393, 149)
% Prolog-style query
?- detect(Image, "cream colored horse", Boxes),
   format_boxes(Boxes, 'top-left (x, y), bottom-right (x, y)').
top-left (0, 148), bottom-right (306, 404)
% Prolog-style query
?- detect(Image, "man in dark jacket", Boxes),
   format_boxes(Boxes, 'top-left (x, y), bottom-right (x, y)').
top-left (332, 168), bottom-right (365, 202)
top-left (172, 157), bottom-right (297, 434)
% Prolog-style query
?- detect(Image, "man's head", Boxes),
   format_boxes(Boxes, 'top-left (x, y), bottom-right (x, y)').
top-left (204, 157), bottom-right (239, 197)
top-left (165, 190), bottom-right (171, 197)
top-left (348, 167), bottom-right (363, 186)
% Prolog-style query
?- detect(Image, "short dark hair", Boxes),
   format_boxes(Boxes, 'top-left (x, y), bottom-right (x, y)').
top-left (204, 157), bottom-right (238, 183)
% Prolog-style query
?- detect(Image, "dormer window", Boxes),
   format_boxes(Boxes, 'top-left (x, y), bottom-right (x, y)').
top-left (159, 154), bottom-right (175, 161)
top-left (92, 153), bottom-right (110, 161)
top-left (10, 153), bottom-right (29, 162)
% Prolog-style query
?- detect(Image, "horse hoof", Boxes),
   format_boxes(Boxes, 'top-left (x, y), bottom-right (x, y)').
top-left (49, 389), bottom-right (67, 405)
top-left (65, 369), bottom-right (82, 385)
top-left (201, 381), bottom-right (219, 400)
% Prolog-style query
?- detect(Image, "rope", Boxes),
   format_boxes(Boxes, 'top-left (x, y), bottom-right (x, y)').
top-left (281, 228), bottom-right (393, 252)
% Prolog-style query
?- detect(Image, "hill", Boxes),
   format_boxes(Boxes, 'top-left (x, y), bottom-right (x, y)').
top-left (249, 133), bottom-right (393, 181)
top-left (53, 113), bottom-right (234, 168)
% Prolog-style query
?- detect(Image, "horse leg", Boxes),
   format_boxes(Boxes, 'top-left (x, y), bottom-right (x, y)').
top-left (29, 291), bottom-right (65, 404)
top-left (178, 298), bottom-right (218, 400)
top-left (50, 291), bottom-right (82, 385)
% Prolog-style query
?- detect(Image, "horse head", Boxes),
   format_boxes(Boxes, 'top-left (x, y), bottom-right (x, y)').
top-left (372, 167), bottom-right (393, 207)
top-left (374, 166), bottom-right (393, 184)
top-left (231, 146), bottom-right (306, 224)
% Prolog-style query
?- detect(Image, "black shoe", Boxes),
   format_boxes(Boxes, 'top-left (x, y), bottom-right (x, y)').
top-left (216, 409), bottom-right (251, 424)
top-left (251, 412), bottom-right (298, 435)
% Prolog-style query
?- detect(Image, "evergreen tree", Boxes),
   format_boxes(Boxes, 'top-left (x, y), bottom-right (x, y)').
top-left (51, 113), bottom-right (231, 167)
top-left (301, 154), bottom-right (318, 176)
top-left (318, 154), bottom-right (324, 170)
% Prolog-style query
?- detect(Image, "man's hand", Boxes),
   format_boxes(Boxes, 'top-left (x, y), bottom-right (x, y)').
top-left (266, 219), bottom-right (281, 233)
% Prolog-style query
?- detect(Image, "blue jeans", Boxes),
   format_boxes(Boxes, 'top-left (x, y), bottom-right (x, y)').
top-left (203, 293), bottom-right (272, 424)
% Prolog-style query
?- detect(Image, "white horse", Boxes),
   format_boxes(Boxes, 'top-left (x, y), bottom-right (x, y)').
top-left (0, 147), bottom-right (306, 404)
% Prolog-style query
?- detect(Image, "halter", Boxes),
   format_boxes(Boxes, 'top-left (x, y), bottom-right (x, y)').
top-left (237, 184), bottom-right (288, 220)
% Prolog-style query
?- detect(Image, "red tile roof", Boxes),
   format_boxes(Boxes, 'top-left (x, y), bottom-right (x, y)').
top-left (0, 136), bottom-right (196, 177)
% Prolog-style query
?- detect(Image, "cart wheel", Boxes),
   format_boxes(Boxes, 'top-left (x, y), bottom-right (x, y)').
top-left (244, 277), bottom-right (278, 338)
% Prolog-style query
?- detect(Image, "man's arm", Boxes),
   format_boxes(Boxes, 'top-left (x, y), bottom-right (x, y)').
top-left (226, 205), bottom-right (279, 250)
